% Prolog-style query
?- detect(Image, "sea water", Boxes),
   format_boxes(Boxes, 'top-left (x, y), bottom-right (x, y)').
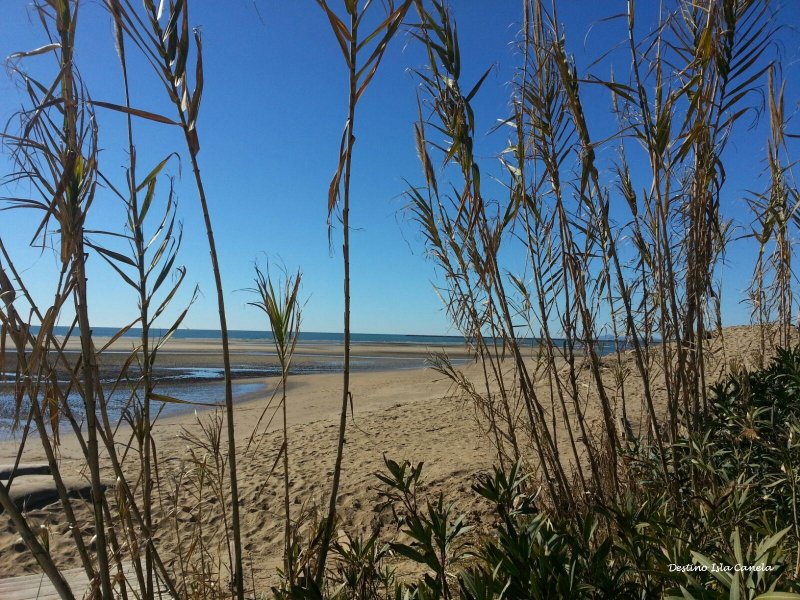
top-left (1, 329), bottom-right (623, 439)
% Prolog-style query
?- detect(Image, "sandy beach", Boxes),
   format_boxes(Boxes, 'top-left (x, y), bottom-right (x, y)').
top-left (0, 325), bottom-right (781, 585)
top-left (0, 337), bottom-right (487, 583)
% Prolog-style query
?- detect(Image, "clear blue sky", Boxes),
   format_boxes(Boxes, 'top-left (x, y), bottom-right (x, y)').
top-left (1, 2), bottom-right (798, 335)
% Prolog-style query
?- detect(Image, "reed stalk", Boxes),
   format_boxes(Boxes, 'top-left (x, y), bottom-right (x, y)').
top-left (250, 265), bottom-right (303, 584)
top-left (52, 3), bottom-right (114, 594)
top-left (748, 66), bottom-right (799, 355)
top-left (101, 1), bottom-right (247, 594)
top-left (407, 0), bottom-right (780, 512)
top-left (313, 0), bottom-right (411, 580)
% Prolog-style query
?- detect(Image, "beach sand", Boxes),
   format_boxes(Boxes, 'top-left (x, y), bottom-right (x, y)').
top-left (0, 338), bottom-right (487, 584)
top-left (0, 326), bottom-right (780, 586)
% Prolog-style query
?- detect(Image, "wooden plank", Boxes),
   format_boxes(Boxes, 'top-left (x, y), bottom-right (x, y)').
top-left (0, 563), bottom-right (169, 599)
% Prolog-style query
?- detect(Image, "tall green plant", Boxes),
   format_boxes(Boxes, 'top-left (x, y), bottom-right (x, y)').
top-left (313, 0), bottom-right (412, 581)
top-left (409, 0), bottom-right (573, 505)
top-left (407, 0), bottom-right (783, 511)
top-left (747, 67), bottom-right (800, 359)
top-left (0, 1), bottom-right (113, 594)
top-left (102, 0), bottom-right (247, 595)
top-left (250, 265), bottom-right (303, 584)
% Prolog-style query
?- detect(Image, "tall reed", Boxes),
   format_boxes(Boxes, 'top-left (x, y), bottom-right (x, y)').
top-left (1, 1), bottom-right (200, 597)
top-left (748, 66), bottom-right (799, 357)
top-left (1, 2), bottom-right (113, 594)
top-left (0, 0), bottom-right (796, 596)
top-left (250, 265), bottom-right (303, 584)
top-left (407, 0), bottom-right (782, 508)
top-left (100, 0), bottom-right (247, 594)
top-left (313, 0), bottom-right (411, 580)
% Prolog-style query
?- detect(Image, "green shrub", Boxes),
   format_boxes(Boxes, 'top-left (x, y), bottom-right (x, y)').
top-left (277, 349), bottom-right (800, 599)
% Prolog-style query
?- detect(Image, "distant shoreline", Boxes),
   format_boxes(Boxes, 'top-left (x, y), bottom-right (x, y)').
top-left (36, 326), bottom-right (470, 346)
top-left (0, 338), bottom-right (473, 438)
top-left (33, 326), bottom-right (628, 352)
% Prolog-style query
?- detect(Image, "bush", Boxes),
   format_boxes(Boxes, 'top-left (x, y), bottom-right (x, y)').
top-left (280, 349), bottom-right (800, 599)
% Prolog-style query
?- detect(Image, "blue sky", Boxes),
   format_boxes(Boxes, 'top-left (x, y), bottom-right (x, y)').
top-left (1, 1), bottom-right (799, 336)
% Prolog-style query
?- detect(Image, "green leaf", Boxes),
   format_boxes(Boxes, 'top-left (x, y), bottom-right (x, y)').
top-left (86, 242), bottom-right (137, 267)
top-left (390, 543), bottom-right (428, 565)
top-left (465, 66), bottom-right (492, 103)
top-left (755, 527), bottom-right (791, 561)
top-left (690, 551), bottom-right (732, 587)
top-left (148, 392), bottom-right (221, 407)
top-left (135, 154), bottom-right (175, 192)
top-left (90, 100), bottom-right (179, 125)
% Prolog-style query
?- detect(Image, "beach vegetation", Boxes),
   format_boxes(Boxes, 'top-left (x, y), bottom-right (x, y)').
top-left (312, 0), bottom-right (413, 583)
top-left (0, 0), bottom-right (799, 598)
top-left (295, 348), bottom-right (800, 599)
top-left (250, 265), bottom-right (304, 585)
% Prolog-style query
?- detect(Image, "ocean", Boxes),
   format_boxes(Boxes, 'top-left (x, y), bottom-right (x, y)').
top-left (1, 328), bottom-right (624, 438)
top-left (41, 326), bottom-right (470, 346)
top-left (41, 326), bottom-right (625, 353)
top-left (2, 328), bottom-right (471, 438)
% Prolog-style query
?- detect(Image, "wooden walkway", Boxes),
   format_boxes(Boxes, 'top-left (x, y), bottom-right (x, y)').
top-left (0, 564), bottom-right (170, 599)
top-left (1, 466), bottom-right (170, 598)
top-left (0, 566), bottom-right (96, 600)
